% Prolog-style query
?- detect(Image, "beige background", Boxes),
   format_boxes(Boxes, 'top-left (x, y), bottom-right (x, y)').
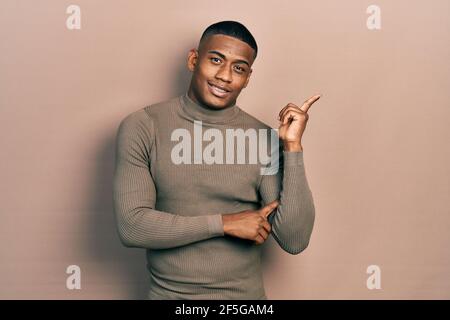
top-left (0, 0), bottom-right (449, 299)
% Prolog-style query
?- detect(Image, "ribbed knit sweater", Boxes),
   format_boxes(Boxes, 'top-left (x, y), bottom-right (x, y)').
top-left (113, 92), bottom-right (315, 299)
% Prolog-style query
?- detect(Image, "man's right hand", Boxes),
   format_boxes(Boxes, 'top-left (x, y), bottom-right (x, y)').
top-left (221, 200), bottom-right (279, 245)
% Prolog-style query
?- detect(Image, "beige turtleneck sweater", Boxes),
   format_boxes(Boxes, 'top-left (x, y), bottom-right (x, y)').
top-left (113, 92), bottom-right (315, 299)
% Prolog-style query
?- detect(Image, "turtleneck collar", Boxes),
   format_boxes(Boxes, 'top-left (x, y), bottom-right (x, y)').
top-left (179, 92), bottom-right (240, 124)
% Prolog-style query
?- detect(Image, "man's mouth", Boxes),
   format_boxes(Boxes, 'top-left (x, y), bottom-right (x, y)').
top-left (207, 82), bottom-right (231, 98)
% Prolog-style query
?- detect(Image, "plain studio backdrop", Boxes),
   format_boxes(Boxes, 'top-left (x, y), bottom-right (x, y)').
top-left (0, 0), bottom-right (449, 299)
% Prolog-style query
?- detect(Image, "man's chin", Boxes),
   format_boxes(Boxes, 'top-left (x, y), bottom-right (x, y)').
top-left (203, 94), bottom-right (229, 109)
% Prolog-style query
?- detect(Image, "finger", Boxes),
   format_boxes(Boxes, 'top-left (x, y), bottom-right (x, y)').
top-left (279, 105), bottom-right (302, 123)
top-left (258, 227), bottom-right (269, 240)
top-left (254, 235), bottom-right (265, 245)
top-left (280, 109), bottom-right (306, 125)
top-left (261, 200), bottom-right (279, 216)
top-left (278, 102), bottom-right (299, 120)
top-left (278, 104), bottom-right (290, 120)
top-left (261, 220), bottom-right (272, 234)
top-left (263, 207), bottom-right (277, 220)
top-left (300, 94), bottom-right (321, 113)
top-left (278, 103), bottom-right (300, 121)
top-left (280, 109), bottom-right (303, 125)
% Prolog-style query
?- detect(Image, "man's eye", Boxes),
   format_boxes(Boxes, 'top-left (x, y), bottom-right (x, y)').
top-left (235, 65), bottom-right (245, 73)
top-left (211, 57), bottom-right (221, 63)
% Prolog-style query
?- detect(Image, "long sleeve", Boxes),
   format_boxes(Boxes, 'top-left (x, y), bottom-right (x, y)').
top-left (112, 111), bottom-right (224, 250)
top-left (258, 150), bottom-right (315, 255)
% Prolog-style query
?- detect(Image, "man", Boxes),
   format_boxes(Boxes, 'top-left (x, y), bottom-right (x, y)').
top-left (113, 20), bottom-right (320, 300)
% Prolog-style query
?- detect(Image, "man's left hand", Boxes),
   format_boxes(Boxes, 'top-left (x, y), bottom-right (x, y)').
top-left (278, 94), bottom-right (321, 152)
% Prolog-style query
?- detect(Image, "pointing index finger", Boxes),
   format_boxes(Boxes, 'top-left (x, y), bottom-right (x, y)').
top-left (300, 94), bottom-right (321, 113)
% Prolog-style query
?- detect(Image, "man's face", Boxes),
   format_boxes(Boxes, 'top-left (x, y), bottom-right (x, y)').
top-left (187, 34), bottom-right (255, 109)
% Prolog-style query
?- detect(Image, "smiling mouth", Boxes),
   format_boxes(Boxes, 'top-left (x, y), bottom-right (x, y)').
top-left (207, 82), bottom-right (231, 98)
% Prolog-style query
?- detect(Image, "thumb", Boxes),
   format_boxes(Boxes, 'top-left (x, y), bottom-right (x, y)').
top-left (261, 200), bottom-right (279, 218)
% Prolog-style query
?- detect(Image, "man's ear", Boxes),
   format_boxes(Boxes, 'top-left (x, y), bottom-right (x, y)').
top-left (187, 49), bottom-right (198, 72)
top-left (243, 69), bottom-right (253, 88)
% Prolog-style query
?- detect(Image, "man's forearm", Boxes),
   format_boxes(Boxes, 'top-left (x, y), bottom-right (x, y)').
top-left (267, 151), bottom-right (315, 254)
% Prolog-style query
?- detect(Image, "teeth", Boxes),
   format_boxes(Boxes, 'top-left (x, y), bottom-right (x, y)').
top-left (211, 84), bottom-right (226, 93)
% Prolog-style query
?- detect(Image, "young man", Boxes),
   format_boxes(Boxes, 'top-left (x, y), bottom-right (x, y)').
top-left (113, 20), bottom-right (320, 300)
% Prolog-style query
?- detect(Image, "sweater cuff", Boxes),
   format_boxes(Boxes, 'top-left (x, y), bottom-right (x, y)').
top-left (283, 150), bottom-right (304, 167)
top-left (207, 214), bottom-right (224, 237)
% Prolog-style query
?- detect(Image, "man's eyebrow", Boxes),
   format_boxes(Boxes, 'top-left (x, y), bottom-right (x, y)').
top-left (207, 50), bottom-right (250, 67)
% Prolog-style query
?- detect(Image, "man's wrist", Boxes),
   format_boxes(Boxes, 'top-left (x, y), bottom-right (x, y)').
top-left (221, 214), bottom-right (228, 234)
top-left (222, 214), bottom-right (233, 235)
top-left (283, 142), bottom-right (303, 152)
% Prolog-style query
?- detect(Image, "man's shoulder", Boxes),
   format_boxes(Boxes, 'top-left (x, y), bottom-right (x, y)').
top-left (143, 95), bottom-right (180, 117)
top-left (118, 95), bottom-right (181, 128)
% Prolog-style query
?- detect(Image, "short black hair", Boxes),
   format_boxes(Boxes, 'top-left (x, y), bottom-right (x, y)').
top-left (199, 20), bottom-right (258, 59)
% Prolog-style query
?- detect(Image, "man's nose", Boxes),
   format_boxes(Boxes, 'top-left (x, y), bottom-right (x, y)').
top-left (215, 65), bottom-right (232, 83)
